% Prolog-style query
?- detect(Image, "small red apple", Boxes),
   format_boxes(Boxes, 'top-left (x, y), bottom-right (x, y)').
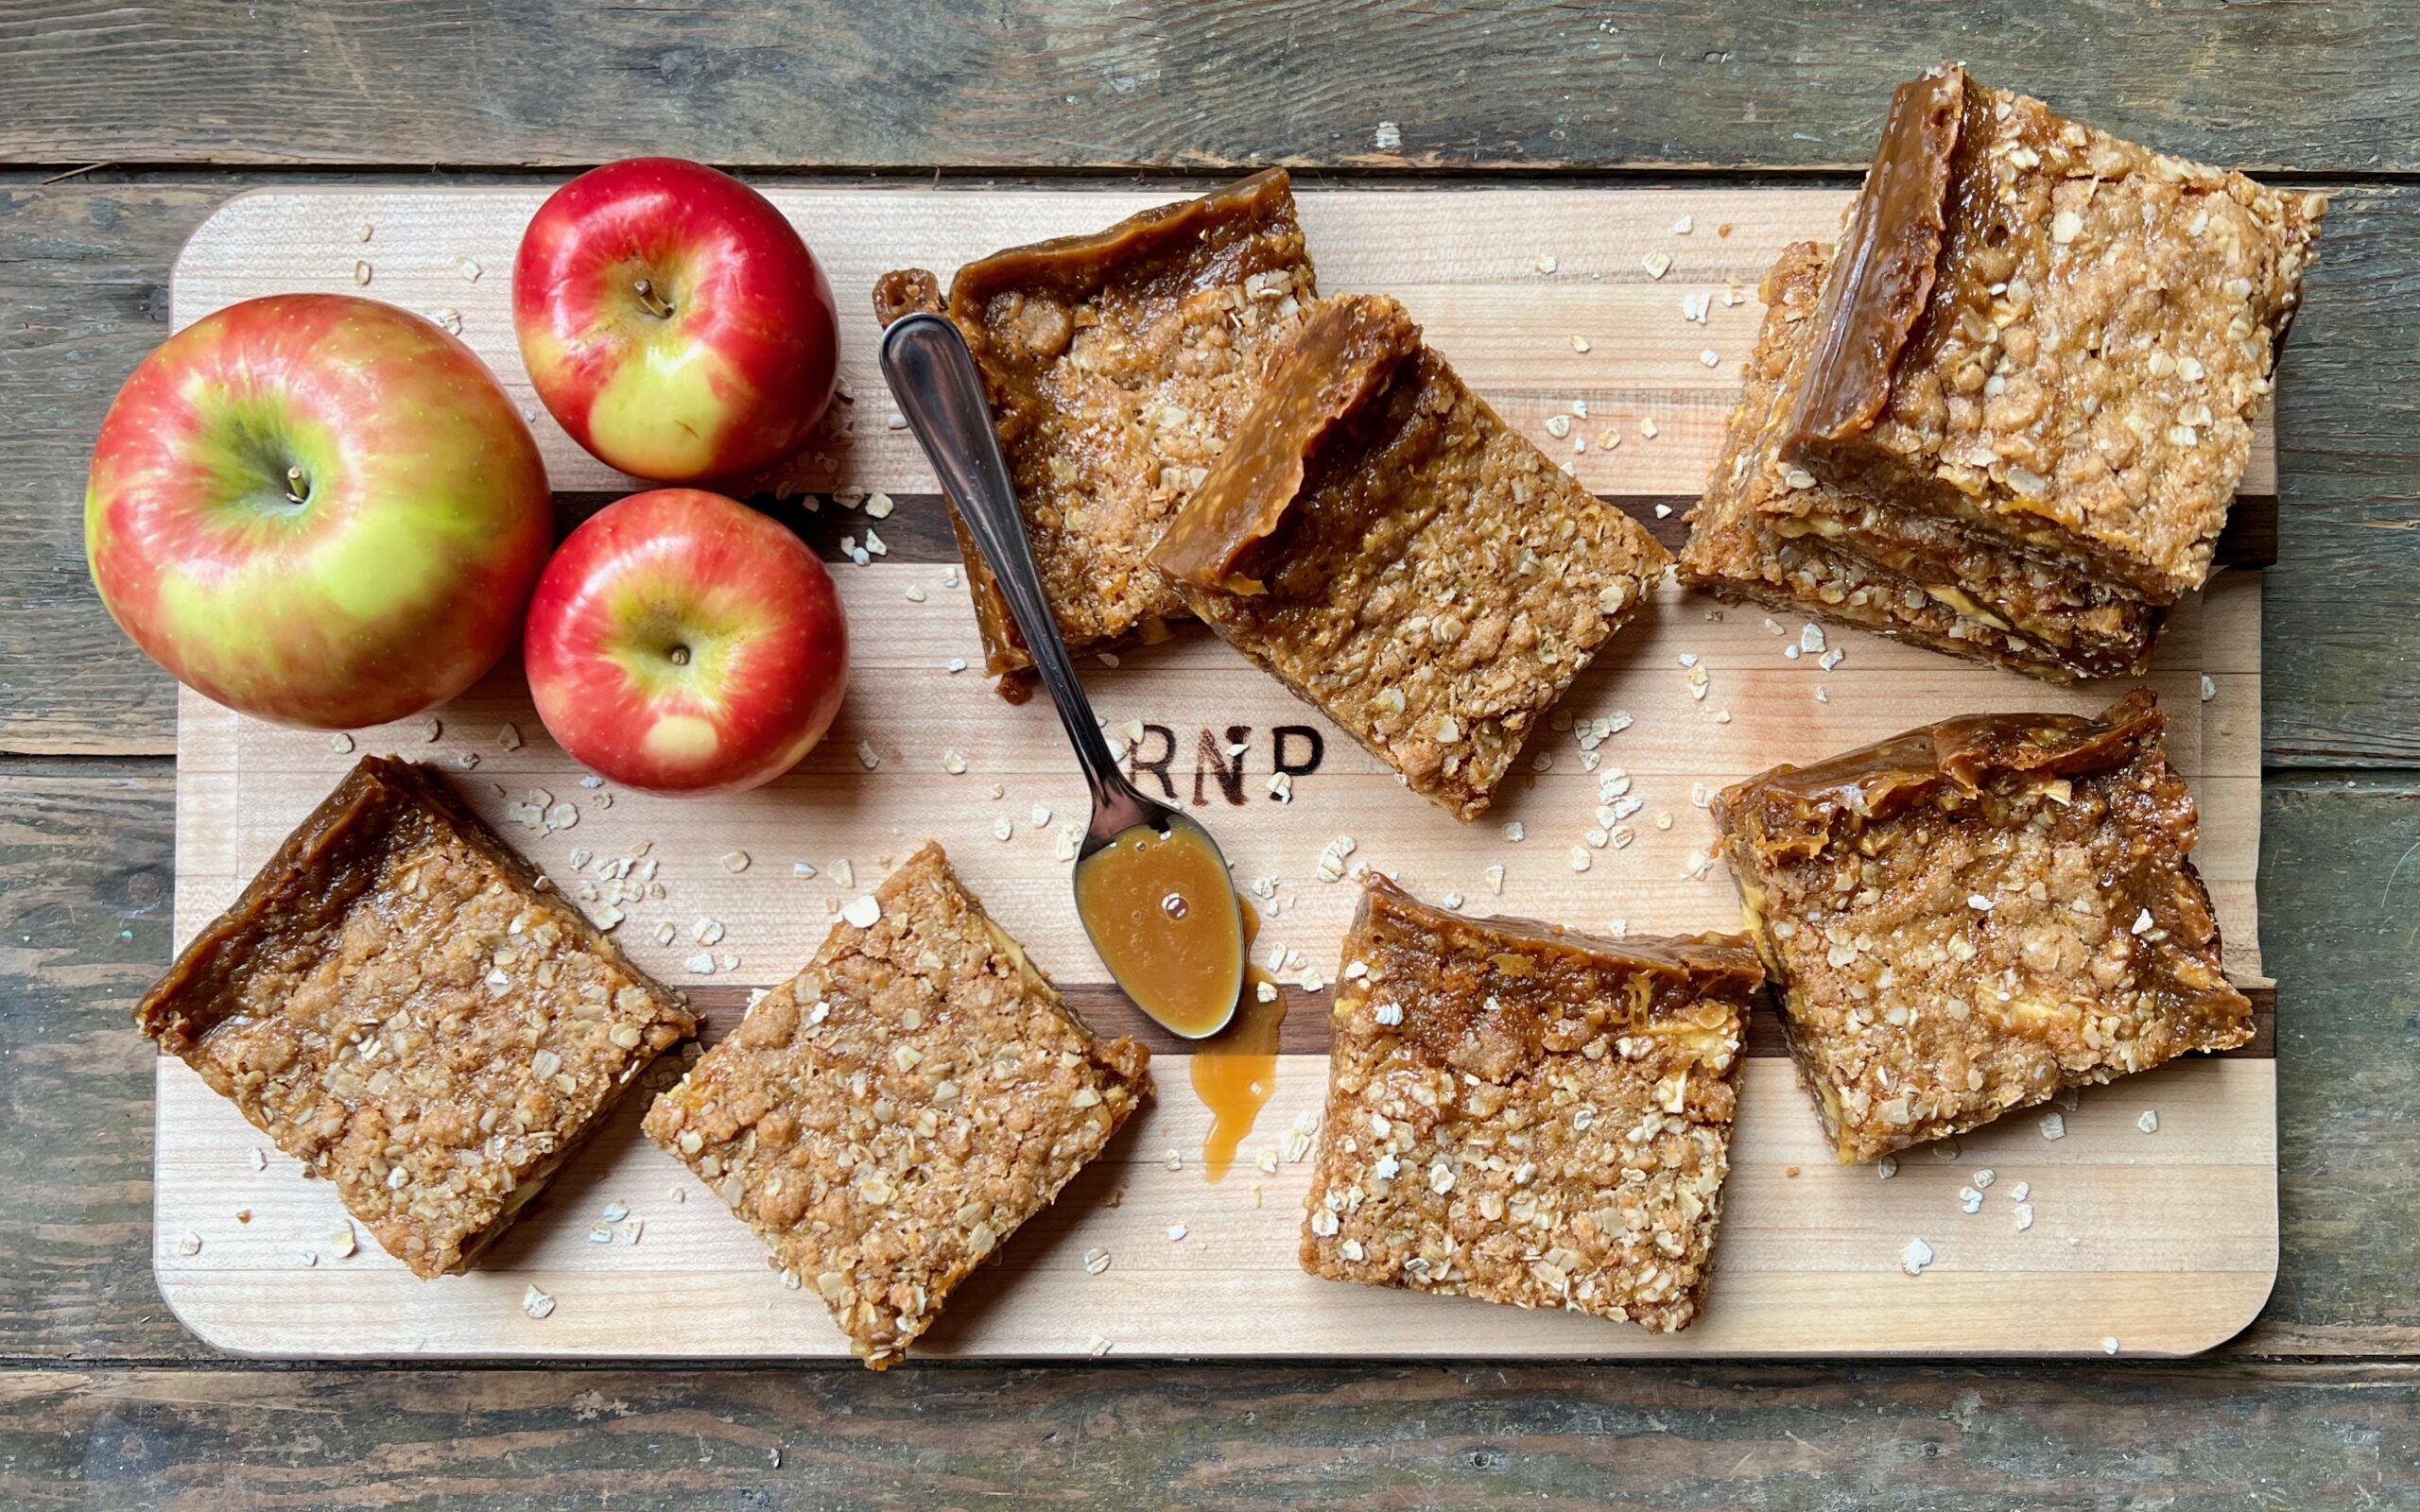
top-left (524, 489), bottom-right (847, 794)
top-left (85, 293), bottom-right (553, 730)
top-left (513, 157), bottom-right (838, 482)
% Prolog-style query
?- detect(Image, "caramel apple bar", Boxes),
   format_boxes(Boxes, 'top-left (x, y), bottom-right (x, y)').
top-left (643, 842), bottom-right (1150, 1368)
top-left (135, 757), bottom-right (696, 1280)
top-left (1713, 690), bottom-right (2252, 1165)
top-left (1780, 63), bottom-right (2324, 601)
top-left (873, 169), bottom-right (1316, 694)
top-left (1683, 242), bottom-right (2163, 681)
top-left (1298, 876), bottom-right (1762, 1333)
top-left (1151, 294), bottom-right (1670, 820)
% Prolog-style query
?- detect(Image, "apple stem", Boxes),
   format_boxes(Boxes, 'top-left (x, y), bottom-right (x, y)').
top-left (285, 465), bottom-right (309, 504)
top-left (668, 645), bottom-right (691, 666)
top-left (632, 277), bottom-right (675, 319)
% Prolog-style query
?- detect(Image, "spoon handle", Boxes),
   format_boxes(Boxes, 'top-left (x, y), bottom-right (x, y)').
top-left (878, 314), bottom-right (1142, 820)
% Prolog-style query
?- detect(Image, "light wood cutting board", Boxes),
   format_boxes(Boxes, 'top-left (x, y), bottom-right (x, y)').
top-left (155, 184), bottom-right (2276, 1361)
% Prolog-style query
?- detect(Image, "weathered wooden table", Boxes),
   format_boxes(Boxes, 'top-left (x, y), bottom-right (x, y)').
top-left (4, 5), bottom-right (2415, 1506)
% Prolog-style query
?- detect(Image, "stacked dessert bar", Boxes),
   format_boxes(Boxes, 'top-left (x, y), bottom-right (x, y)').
top-left (1683, 63), bottom-right (2324, 681)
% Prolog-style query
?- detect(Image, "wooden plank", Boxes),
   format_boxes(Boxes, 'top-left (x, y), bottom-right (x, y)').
top-left (4, 176), bottom-right (2408, 764)
top-left (2, 1), bottom-right (2413, 173)
top-left (6, 1362), bottom-right (2420, 1510)
top-left (148, 181), bottom-right (2277, 1361)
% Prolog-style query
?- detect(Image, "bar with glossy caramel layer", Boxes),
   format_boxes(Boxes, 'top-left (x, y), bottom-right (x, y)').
top-left (1153, 294), bottom-right (1669, 820)
top-left (1781, 64), bottom-right (2324, 601)
top-left (135, 757), bottom-right (696, 1280)
top-left (873, 169), bottom-right (1316, 695)
top-left (1714, 690), bottom-right (2252, 1164)
top-left (1683, 242), bottom-right (2164, 681)
top-left (1299, 876), bottom-right (1762, 1333)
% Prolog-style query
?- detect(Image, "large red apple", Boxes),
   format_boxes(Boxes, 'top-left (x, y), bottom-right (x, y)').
top-left (513, 158), bottom-right (838, 482)
top-left (85, 293), bottom-right (553, 730)
top-left (524, 489), bottom-right (847, 794)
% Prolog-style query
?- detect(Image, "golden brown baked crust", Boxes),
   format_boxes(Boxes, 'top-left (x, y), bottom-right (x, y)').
top-left (135, 757), bottom-right (696, 1280)
top-left (643, 842), bottom-right (1150, 1368)
top-left (1152, 294), bottom-right (1671, 820)
top-left (1782, 64), bottom-right (2325, 600)
top-left (1682, 243), bottom-right (2163, 681)
top-left (1714, 690), bottom-right (2252, 1164)
top-left (1299, 876), bottom-right (1760, 1332)
top-left (874, 169), bottom-right (1315, 695)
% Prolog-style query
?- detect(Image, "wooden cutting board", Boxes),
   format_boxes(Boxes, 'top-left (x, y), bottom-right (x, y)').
top-left (155, 184), bottom-right (2276, 1361)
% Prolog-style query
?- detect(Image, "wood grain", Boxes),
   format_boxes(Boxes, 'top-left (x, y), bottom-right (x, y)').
top-left (7, 1362), bottom-right (2420, 1511)
top-left (2, 1), bottom-right (2413, 173)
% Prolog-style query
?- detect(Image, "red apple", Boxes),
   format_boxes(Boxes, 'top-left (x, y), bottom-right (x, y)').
top-left (524, 489), bottom-right (847, 794)
top-left (513, 157), bottom-right (838, 482)
top-left (84, 293), bottom-right (553, 730)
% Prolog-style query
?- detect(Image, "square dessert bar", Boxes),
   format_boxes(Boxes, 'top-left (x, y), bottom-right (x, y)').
top-left (135, 757), bottom-right (696, 1280)
top-left (643, 842), bottom-right (1150, 1368)
top-left (1151, 294), bottom-right (1670, 819)
top-left (1298, 876), bottom-right (1763, 1333)
top-left (1781, 64), bottom-right (2324, 601)
top-left (1683, 242), bottom-right (2163, 681)
top-left (1713, 690), bottom-right (2252, 1165)
top-left (873, 168), bottom-right (1316, 694)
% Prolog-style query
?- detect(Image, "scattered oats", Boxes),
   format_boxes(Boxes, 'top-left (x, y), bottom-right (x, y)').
top-left (1653, 811), bottom-right (1673, 831)
top-left (1570, 334), bottom-right (1592, 352)
top-left (1672, 214), bottom-right (1694, 234)
top-left (992, 816), bottom-right (1014, 842)
top-left (692, 918), bottom-right (726, 946)
top-left (841, 894), bottom-right (881, 929)
top-left (2040, 1112), bottom-right (2067, 1141)
top-left (2200, 674), bottom-right (2217, 702)
top-left (1959, 1186), bottom-right (1984, 1214)
top-left (884, 412), bottom-right (908, 431)
top-left (946, 658), bottom-right (968, 673)
top-left (353, 259), bottom-right (372, 285)
top-left (1532, 751), bottom-right (1553, 773)
top-left (1901, 1237), bottom-right (1935, 1277)
top-left (1603, 918), bottom-right (1628, 938)
top-left (1441, 889), bottom-right (1465, 908)
top-left (588, 1226), bottom-right (614, 1244)
top-left (1690, 781), bottom-right (1713, 809)
top-left (1097, 651), bottom-right (1121, 668)
top-left (1302, 969), bottom-right (1326, 992)
top-left (1639, 416), bottom-right (1659, 439)
top-left (831, 860), bottom-right (855, 888)
top-left (1799, 623), bottom-right (1827, 655)
top-left (1483, 864), bottom-right (1504, 894)
top-left (720, 850), bottom-right (752, 874)
top-left (457, 255), bottom-right (482, 282)
top-left (2102, 1336), bottom-right (2120, 1356)
top-left (1973, 1169), bottom-right (1996, 1190)
top-left (421, 715), bottom-right (444, 742)
top-left (652, 920), bottom-right (678, 946)
top-left (1054, 825), bottom-right (1080, 863)
top-left (1569, 846), bottom-right (1592, 873)
top-left (1165, 1148), bottom-right (1184, 1173)
top-left (864, 492), bottom-right (895, 520)
top-left (1535, 253), bottom-right (1559, 274)
top-left (856, 741), bottom-right (881, 770)
top-left (941, 749), bottom-right (968, 775)
top-left (1877, 1155), bottom-right (1899, 1180)
top-left (1699, 348), bottom-right (1720, 369)
top-left (1642, 250), bottom-right (1673, 280)
top-left (684, 952), bottom-right (717, 975)
top-left (354, 221), bottom-right (373, 243)
top-left (1374, 120), bottom-right (1402, 149)
top-left (1819, 648), bottom-right (1845, 672)
top-left (2014, 1203), bottom-right (2036, 1231)
top-left (1545, 413), bottom-right (1574, 439)
top-left (791, 861), bottom-right (817, 879)
top-left (1086, 1334), bottom-right (1115, 1358)
top-left (1269, 771), bottom-right (1293, 803)
top-left (579, 775), bottom-right (603, 789)
top-left (522, 1284), bottom-right (557, 1319)
top-left (1166, 1223), bottom-right (1189, 1243)
top-left (905, 584), bottom-right (927, 603)
top-left (1083, 1246), bottom-right (1112, 1275)
top-left (329, 732), bottom-right (355, 753)
top-left (2137, 1109), bottom-right (2160, 1134)
top-left (1502, 820), bottom-right (1525, 843)
top-left (864, 528), bottom-right (888, 558)
top-left (1785, 644), bottom-right (1803, 661)
top-left (1816, 686), bottom-right (1830, 703)
top-left (1255, 979), bottom-right (1279, 1004)
top-left (173, 1230), bottom-right (202, 1257)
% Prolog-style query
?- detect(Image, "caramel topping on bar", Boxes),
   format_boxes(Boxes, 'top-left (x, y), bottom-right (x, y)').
top-left (1152, 293), bottom-right (1421, 591)
top-left (1784, 63), bottom-right (1965, 450)
top-left (1715, 686), bottom-right (2168, 863)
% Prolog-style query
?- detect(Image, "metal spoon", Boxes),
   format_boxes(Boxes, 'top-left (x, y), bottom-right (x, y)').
top-left (879, 312), bottom-right (1244, 1039)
